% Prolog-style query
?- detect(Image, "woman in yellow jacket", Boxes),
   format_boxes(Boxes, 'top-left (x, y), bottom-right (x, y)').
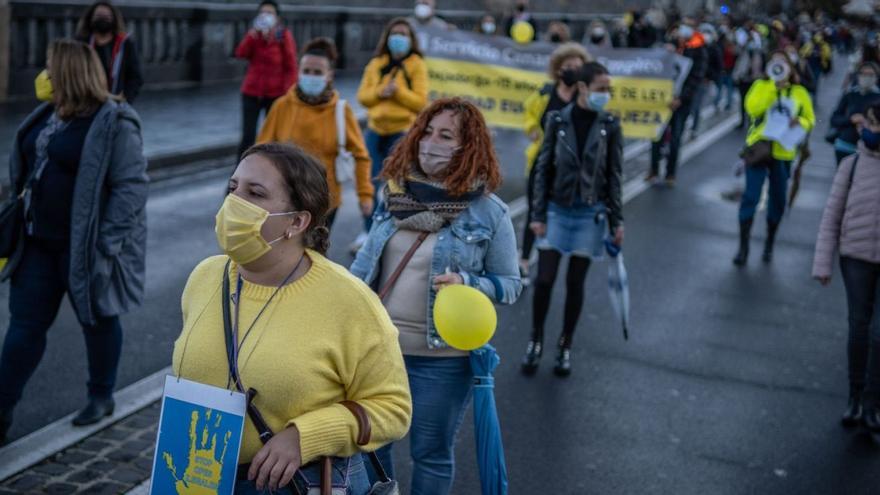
top-left (258, 38), bottom-right (373, 228)
top-left (356, 17), bottom-right (428, 238)
top-left (519, 43), bottom-right (591, 282)
top-left (734, 51), bottom-right (815, 266)
top-left (174, 142), bottom-right (410, 493)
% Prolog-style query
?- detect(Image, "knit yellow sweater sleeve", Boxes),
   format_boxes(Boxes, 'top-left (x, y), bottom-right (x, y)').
top-left (174, 253), bottom-right (412, 465)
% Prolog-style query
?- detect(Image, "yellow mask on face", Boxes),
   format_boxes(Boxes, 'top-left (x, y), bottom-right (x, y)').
top-left (214, 193), bottom-right (296, 265)
top-left (35, 70), bottom-right (53, 102)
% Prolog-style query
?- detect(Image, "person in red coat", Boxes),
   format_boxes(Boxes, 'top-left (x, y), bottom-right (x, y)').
top-left (236, 0), bottom-right (298, 159)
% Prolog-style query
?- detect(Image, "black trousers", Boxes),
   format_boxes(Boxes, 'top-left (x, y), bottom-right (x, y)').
top-left (239, 94), bottom-right (278, 159)
top-left (840, 256), bottom-right (880, 403)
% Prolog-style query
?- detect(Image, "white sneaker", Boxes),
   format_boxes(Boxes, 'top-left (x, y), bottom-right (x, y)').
top-left (349, 231), bottom-right (369, 255)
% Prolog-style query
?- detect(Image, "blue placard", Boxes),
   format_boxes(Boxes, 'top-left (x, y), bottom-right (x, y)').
top-left (149, 376), bottom-right (246, 495)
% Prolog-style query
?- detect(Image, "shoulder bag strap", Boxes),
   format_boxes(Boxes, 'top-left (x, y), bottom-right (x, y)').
top-left (377, 231), bottom-right (430, 301)
top-left (335, 99), bottom-right (347, 153)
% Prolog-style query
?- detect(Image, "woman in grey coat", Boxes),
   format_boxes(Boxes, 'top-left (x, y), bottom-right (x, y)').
top-left (0, 40), bottom-right (148, 444)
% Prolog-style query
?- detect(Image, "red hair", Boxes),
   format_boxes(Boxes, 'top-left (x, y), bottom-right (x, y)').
top-left (382, 98), bottom-right (502, 196)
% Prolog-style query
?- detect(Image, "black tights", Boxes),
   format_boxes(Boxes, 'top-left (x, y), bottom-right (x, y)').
top-left (531, 249), bottom-right (592, 349)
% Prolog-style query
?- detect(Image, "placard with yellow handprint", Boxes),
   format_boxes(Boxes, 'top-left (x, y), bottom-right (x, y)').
top-left (149, 376), bottom-right (246, 495)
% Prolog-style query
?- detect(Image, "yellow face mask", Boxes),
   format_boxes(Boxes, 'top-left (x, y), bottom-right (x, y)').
top-left (214, 193), bottom-right (296, 265)
top-left (35, 70), bottom-right (53, 102)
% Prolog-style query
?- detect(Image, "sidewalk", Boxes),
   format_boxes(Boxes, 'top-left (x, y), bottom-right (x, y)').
top-left (0, 77), bottom-right (365, 190)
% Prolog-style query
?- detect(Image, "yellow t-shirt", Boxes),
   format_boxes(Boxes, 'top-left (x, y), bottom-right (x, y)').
top-left (173, 251), bottom-right (412, 465)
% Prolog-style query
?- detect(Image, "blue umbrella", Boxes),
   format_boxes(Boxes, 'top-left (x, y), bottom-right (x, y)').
top-left (605, 239), bottom-right (630, 340)
top-left (469, 345), bottom-right (508, 495)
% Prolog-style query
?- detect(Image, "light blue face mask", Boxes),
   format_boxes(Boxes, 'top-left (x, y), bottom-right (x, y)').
top-left (387, 34), bottom-right (412, 56)
top-left (588, 92), bottom-right (611, 111)
top-left (298, 74), bottom-right (327, 96)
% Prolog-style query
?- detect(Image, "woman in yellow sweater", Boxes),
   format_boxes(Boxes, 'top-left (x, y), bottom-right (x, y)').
top-left (355, 18), bottom-right (428, 245)
top-left (258, 38), bottom-right (373, 228)
top-left (173, 142), bottom-right (411, 494)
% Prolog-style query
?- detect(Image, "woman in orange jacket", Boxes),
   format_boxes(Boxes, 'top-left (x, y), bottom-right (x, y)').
top-left (354, 18), bottom-right (428, 248)
top-left (258, 38), bottom-right (373, 228)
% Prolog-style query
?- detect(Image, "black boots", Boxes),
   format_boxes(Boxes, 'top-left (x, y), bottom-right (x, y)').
top-left (554, 347), bottom-right (572, 377)
top-left (865, 407), bottom-right (880, 433)
top-left (842, 390), bottom-right (864, 428)
top-left (521, 339), bottom-right (543, 375)
top-left (72, 397), bottom-right (115, 426)
top-left (763, 221), bottom-right (779, 262)
top-left (0, 408), bottom-right (12, 446)
top-left (733, 218), bottom-right (753, 266)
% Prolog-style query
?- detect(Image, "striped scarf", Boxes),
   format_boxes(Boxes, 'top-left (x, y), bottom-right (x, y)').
top-left (384, 170), bottom-right (484, 232)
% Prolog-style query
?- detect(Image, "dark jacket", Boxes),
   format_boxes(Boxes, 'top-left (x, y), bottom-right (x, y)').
top-left (830, 88), bottom-right (880, 145)
top-left (531, 104), bottom-right (624, 231)
top-left (235, 28), bottom-right (298, 99)
top-left (628, 24), bottom-right (656, 48)
top-left (80, 35), bottom-right (144, 104)
top-left (680, 42), bottom-right (708, 103)
top-left (705, 42), bottom-right (724, 83)
top-left (2, 100), bottom-right (149, 326)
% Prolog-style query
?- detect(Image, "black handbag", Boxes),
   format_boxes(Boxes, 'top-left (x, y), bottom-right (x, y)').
top-left (740, 140), bottom-right (773, 166)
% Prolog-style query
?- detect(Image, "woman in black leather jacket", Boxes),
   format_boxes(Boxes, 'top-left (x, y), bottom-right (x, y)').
top-left (522, 62), bottom-right (624, 376)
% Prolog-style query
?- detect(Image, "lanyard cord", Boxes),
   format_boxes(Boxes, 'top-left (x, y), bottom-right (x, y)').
top-left (228, 253), bottom-right (307, 391)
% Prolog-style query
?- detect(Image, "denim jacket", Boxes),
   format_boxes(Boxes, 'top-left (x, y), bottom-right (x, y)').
top-left (350, 193), bottom-right (522, 350)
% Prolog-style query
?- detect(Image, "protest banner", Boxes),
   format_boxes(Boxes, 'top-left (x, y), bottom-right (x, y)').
top-left (415, 25), bottom-right (692, 140)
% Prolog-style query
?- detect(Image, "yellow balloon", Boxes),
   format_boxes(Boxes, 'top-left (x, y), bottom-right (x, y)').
top-left (433, 285), bottom-right (497, 351)
top-left (510, 21), bottom-right (534, 44)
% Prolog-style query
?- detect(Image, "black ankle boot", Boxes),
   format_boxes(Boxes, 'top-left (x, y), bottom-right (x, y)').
top-left (0, 408), bottom-right (12, 446)
top-left (865, 405), bottom-right (880, 432)
top-left (553, 347), bottom-right (572, 377)
top-left (763, 221), bottom-right (779, 262)
top-left (521, 338), bottom-right (543, 375)
top-left (72, 397), bottom-right (115, 427)
top-left (841, 390), bottom-right (863, 428)
top-left (733, 218), bottom-right (753, 267)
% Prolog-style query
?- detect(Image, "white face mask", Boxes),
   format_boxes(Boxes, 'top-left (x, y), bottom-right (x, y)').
top-left (414, 3), bottom-right (432, 20)
top-left (858, 74), bottom-right (878, 91)
top-left (482, 22), bottom-right (496, 34)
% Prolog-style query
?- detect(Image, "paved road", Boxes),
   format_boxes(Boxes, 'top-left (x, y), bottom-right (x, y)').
top-left (3, 63), bottom-right (878, 492)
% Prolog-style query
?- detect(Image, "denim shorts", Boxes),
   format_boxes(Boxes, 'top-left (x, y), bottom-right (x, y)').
top-left (536, 201), bottom-right (607, 259)
top-left (234, 455), bottom-right (370, 495)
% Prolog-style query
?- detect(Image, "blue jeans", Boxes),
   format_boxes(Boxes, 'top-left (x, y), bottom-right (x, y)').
top-left (364, 129), bottom-right (405, 231)
top-left (0, 239), bottom-right (122, 409)
top-left (689, 81), bottom-right (708, 132)
top-left (234, 455), bottom-right (370, 495)
top-left (714, 74), bottom-right (734, 110)
top-left (367, 355), bottom-right (473, 495)
top-left (738, 160), bottom-right (791, 224)
top-left (840, 256), bottom-right (880, 403)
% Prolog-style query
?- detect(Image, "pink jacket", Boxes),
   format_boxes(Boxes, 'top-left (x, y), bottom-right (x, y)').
top-left (813, 144), bottom-right (880, 278)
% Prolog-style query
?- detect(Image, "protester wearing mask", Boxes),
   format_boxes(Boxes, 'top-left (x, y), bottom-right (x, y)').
top-left (813, 103), bottom-right (880, 435)
top-left (732, 24), bottom-right (766, 128)
top-left (356, 18), bottom-right (428, 252)
top-left (505, 0), bottom-right (538, 42)
top-left (257, 38), bottom-right (373, 229)
top-left (583, 20), bottom-right (612, 49)
top-left (520, 43), bottom-right (591, 286)
top-left (690, 23), bottom-right (722, 136)
top-left (525, 62), bottom-right (624, 376)
top-left (477, 14), bottom-right (498, 36)
top-left (74, 1), bottom-right (143, 103)
top-left (830, 62), bottom-right (880, 164)
top-left (175, 143), bottom-right (412, 494)
top-left (627, 10), bottom-right (657, 48)
top-left (409, 0), bottom-right (454, 30)
top-left (0, 40), bottom-right (148, 443)
top-left (733, 51), bottom-right (815, 266)
top-left (800, 32), bottom-right (832, 93)
top-left (785, 45), bottom-right (816, 96)
top-left (235, 0), bottom-right (297, 160)
top-left (545, 21), bottom-right (571, 44)
top-left (646, 20), bottom-right (707, 186)
top-left (351, 98), bottom-right (522, 494)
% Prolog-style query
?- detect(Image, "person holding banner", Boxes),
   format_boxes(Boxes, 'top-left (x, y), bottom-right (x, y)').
top-left (646, 20), bottom-right (707, 186)
top-left (257, 38), bottom-right (373, 230)
top-left (174, 142), bottom-right (412, 494)
top-left (520, 43), bottom-right (592, 285)
top-left (733, 51), bottom-right (815, 267)
top-left (351, 98), bottom-right (521, 494)
top-left (525, 62), bottom-right (624, 376)
top-left (355, 17), bottom-right (428, 250)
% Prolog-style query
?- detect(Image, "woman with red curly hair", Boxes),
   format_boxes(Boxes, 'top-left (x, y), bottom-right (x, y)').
top-left (351, 98), bottom-right (522, 494)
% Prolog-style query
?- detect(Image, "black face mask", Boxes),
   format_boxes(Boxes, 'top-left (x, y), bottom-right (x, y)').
top-left (560, 68), bottom-right (579, 87)
top-left (91, 18), bottom-right (114, 34)
top-left (516, 5), bottom-right (526, 13)
top-left (550, 33), bottom-right (563, 43)
top-left (591, 35), bottom-right (605, 44)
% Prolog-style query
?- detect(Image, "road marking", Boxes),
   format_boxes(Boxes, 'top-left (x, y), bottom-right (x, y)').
top-left (0, 108), bottom-right (740, 487)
